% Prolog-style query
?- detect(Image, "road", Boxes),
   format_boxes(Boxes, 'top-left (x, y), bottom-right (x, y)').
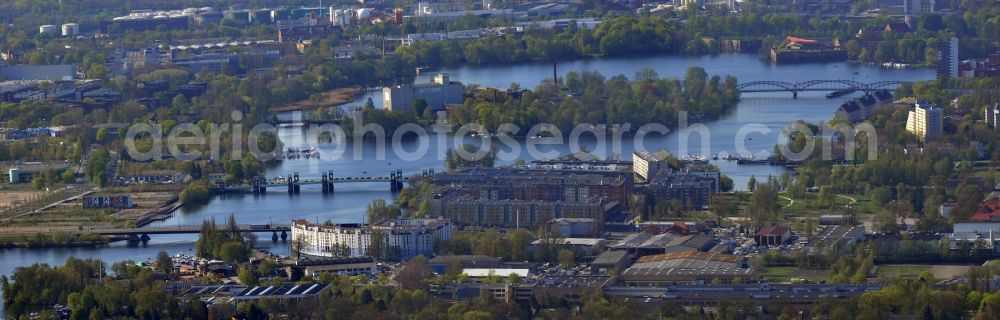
top-left (837, 195), bottom-right (857, 208)
top-left (779, 196), bottom-right (795, 208)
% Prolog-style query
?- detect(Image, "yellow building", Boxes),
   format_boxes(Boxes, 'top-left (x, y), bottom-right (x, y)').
top-left (905, 101), bottom-right (943, 140)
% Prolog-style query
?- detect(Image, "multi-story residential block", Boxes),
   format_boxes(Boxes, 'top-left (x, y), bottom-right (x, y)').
top-left (383, 73), bottom-right (464, 112)
top-left (432, 164), bottom-right (633, 228)
top-left (905, 101), bottom-right (944, 140)
top-left (903, 0), bottom-right (936, 15)
top-left (937, 37), bottom-right (959, 80)
top-left (642, 170), bottom-right (719, 210)
top-left (442, 196), bottom-right (608, 229)
top-left (290, 218), bottom-right (452, 260)
top-left (632, 150), bottom-right (670, 182)
top-left (987, 103), bottom-right (999, 130)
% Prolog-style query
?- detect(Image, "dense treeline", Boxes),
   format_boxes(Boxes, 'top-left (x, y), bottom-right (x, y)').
top-left (1, 256), bottom-right (210, 319)
top-left (447, 67), bottom-right (739, 134)
top-left (394, 3), bottom-right (1000, 68)
top-left (194, 214), bottom-right (253, 264)
top-left (396, 16), bottom-right (686, 66)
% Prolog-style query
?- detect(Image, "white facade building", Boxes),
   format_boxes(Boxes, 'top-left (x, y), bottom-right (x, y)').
top-left (383, 73), bottom-right (464, 112)
top-left (291, 218), bottom-right (452, 260)
top-left (633, 150), bottom-right (670, 182)
top-left (987, 103), bottom-right (999, 130)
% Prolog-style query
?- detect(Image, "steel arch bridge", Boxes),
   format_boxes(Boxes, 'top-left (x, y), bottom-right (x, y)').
top-left (737, 80), bottom-right (912, 96)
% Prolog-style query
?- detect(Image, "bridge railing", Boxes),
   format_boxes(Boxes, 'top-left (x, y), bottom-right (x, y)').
top-left (83, 224), bottom-right (291, 234)
top-left (737, 80), bottom-right (913, 92)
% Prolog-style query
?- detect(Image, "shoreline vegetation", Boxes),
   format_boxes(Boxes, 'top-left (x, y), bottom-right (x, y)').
top-left (336, 66), bottom-right (740, 140)
top-left (0, 233), bottom-right (111, 249)
top-left (269, 86), bottom-right (363, 113)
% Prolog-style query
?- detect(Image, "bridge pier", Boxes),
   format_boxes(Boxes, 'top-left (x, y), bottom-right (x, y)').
top-left (321, 173), bottom-right (329, 193)
top-left (290, 172), bottom-right (300, 194)
top-left (327, 170), bottom-right (334, 193)
top-left (139, 233), bottom-right (150, 246)
top-left (252, 176), bottom-right (267, 194)
top-left (792, 91), bottom-right (798, 98)
top-left (272, 231), bottom-right (279, 242)
top-left (390, 170), bottom-right (403, 192)
top-left (280, 230), bottom-right (288, 241)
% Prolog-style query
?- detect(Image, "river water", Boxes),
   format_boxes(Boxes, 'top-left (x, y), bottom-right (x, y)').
top-left (0, 54), bottom-right (934, 281)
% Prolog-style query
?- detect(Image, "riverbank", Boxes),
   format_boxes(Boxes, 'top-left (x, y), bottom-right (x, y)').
top-left (0, 232), bottom-right (111, 248)
top-left (269, 86), bottom-right (363, 113)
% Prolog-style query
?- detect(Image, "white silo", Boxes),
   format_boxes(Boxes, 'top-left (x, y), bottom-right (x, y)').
top-left (39, 25), bottom-right (58, 35)
top-left (61, 23), bottom-right (79, 36)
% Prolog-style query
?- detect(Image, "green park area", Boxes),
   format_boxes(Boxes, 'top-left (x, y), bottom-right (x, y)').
top-left (757, 266), bottom-right (828, 283)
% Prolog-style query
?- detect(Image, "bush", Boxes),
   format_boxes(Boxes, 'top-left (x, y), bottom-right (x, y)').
top-left (179, 182), bottom-right (210, 204)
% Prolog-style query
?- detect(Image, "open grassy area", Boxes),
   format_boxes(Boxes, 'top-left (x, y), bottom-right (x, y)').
top-left (986, 259), bottom-right (1000, 267)
top-left (875, 264), bottom-right (971, 281)
top-left (779, 192), bottom-right (883, 215)
top-left (875, 265), bottom-right (931, 280)
top-left (972, 169), bottom-right (999, 183)
top-left (758, 266), bottom-right (828, 283)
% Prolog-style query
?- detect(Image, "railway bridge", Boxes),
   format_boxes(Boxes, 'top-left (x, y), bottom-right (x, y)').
top-left (737, 80), bottom-right (912, 97)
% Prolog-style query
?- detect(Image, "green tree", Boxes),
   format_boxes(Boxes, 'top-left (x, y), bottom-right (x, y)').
top-left (413, 99), bottom-right (429, 118)
top-left (95, 127), bottom-right (108, 143)
top-left (155, 251), bottom-right (173, 275)
top-left (397, 255), bottom-right (432, 290)
top-left (256, 260), bottom-right (276, 277)
top-left (61, 168), bottom-right (75, 183)
top-left (238, 265), bottom-right (258, 286)
top-left (31, 176), bottom-right (45, 190)
top-left (558, 249), bottom-right (575, 268)
top-left (508, 229), bottom-right (533, 262)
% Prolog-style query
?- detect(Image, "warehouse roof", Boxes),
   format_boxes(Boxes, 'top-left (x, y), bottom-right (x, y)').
top-left (232, 283), bottom-right (330, 300)
top-left (623, 252), bottom-right (750, 278)
top-left (462, 268), bottom-right (530, 278)
top-left (592, 250), bottom-right (630, 265)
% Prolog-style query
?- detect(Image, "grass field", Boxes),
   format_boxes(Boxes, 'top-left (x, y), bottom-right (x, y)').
top-left (758, 267), bottom-right (828, 283)
top-left (875, 265), bottom-right (931, 279)
top-left (780, 192), bottom-right (883, 215)
top-left (875, 265), bottom-right (970, 280)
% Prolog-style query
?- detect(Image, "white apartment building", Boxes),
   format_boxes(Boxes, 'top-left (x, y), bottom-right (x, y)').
top-left (291, 218), bottom-right (452, 260)
top-left (987, 103), bottom-right (999, 130)
top-left (383, 73), bottom-right (464, 112)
